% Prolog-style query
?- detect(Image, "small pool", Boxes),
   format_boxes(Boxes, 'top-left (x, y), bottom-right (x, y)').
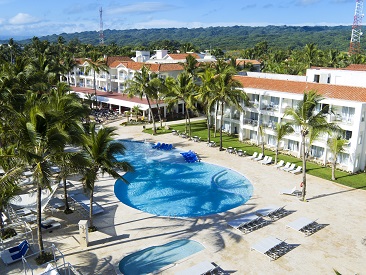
top-left (119, 239), bottom-right (204, 275)
top-left (114, 140), bottom-right (253, 217)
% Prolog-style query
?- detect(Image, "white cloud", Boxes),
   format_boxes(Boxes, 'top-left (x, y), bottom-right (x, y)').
top-left (9, 13), bottom-right (39, 25)
top-left (296, 0), bottom-right (321, 6)
top-left (105, 2), bottom-right (176, 15)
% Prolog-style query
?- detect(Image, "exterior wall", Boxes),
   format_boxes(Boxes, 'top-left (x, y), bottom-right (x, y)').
top-left (306, 68), bottom-right (366, 87)
top-left (220, 86), bottom-right (365, 173)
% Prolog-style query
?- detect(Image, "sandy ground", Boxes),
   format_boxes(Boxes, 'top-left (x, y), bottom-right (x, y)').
top-left (3, 118), bottom-right (366, 275)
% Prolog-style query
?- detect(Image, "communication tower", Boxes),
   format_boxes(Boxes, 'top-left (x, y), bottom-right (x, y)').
top-left (99, 7), bottom-right (104, 45)
top-left (349, 0), bottom-right (364, 55)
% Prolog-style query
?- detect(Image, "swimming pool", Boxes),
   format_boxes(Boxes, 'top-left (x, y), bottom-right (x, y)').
top-left (114, 140), bottom-right (253, 217)
top-left (119, 239), bottom-right (204, 275)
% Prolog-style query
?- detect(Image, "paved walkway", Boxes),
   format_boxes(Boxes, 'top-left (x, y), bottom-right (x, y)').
top-left (3, 119), bottom-right (366, 274)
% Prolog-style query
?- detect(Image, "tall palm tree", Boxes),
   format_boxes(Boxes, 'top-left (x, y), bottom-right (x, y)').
top-left (258, 125), bottom-right (265, 156)
top-left (211, 67), bottom-right (249, 150)
top-left (81, 123), bottom-right (133, 229)
top-left (126, 65), bottom-right (157, 134)
top-left (165, 72), bottom-right (196, 137)
top-left (273, 122), bottom-right (294, 164)
top-left (327, 135), bottom-right (347, 181)
top-left (85, 51), bottom-right (109, 108)
top-left (197, 67), bottom-right (215, 143)
top-left (284, 90), bottom-right (341, 201)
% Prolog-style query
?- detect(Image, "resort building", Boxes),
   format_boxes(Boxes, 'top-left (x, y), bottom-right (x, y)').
top-left (220, 66), bottom-right (366, 173)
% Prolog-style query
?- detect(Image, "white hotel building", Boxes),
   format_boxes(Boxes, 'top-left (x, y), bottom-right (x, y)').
top-left (64, 52), bottom-right (366, 173)
top-left (222, 65), bottom-right (366, 173)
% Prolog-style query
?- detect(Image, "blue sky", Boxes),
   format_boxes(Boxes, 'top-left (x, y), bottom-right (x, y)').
top-left (0, 0), bottom-right (359, 39)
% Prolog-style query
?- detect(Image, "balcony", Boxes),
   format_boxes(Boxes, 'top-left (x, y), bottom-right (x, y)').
top-left (243, 118), bottom-right (258, 127)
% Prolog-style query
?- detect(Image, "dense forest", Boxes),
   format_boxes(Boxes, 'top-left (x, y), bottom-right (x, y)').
top-left (3, 25), bottom-right (354, 53)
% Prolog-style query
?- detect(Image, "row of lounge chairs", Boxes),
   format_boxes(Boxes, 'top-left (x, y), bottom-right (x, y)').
top-left (180, 151), bottom-right (200, 163)
top-left (248, 152), bottom-right (273, 165)
top-left (229, 205), bottom-right (324, 261)
top-left (152, 142), bottom-right (173, 150)
top-left (276, 160), bottom-right (302, 174)
top-left (228, 205), bottom-right (290, 234)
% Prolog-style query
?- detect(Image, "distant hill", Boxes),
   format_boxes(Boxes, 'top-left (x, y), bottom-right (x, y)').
top-left (4, 25), bottom-right (353, 51)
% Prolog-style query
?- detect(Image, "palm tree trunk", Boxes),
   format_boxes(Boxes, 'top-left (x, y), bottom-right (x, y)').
top-left (93, 71), bottom-right (97, 108)
top-left (186, 106), bottom-right (191, 138)
top-left (37, 183), bottom-right (44, 255)
top-left (89, 189), bottom-right (94, 228)
top-left (156, 101), bottom-right (163, 128)
top-left (275, 145), bottom-right (279, 164)
top-left (63, 177), bottom-right (70, 211)
top-left (301, 134), bottom-right (307, 201)
top-left (219, 102), bottom-right (224, 151)
top-left (332, 161), bottom-right (336, 181)
top-left (207, 106), bottom-right (211, 143)
top-left (146, 95), bottom-right (156, 134)
top-left (214, 101), bottom-right (218, 138)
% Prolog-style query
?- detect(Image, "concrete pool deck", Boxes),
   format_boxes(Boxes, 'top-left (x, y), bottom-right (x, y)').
top-left (3, 118), bottom-right (366, 274)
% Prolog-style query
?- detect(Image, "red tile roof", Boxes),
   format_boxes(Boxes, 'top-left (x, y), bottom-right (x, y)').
top-left (168, 53), bottom-right (200, 60)
top-left (106, 56), bottom-right (132, 67)
top-left (236, 59), bottom-right (261, 66)
top-left (234, 75), bottom-right (366, 103)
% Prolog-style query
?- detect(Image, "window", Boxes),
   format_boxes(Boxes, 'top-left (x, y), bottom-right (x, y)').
top-left (314, 74), bottom-right (320, 83)
top-left (268, 135), bottom-right (276, 146)
top-left (310, 145), bottom-right (324, 158)
top-left (362, 112), bottom-right (365, 122)
top-left (337, 152), bottom-right (350, 166)
top-left (343, 130), bottom-right (352, 140)
top-left (287, 140), bottom-right (299, 152)
top-left (250, 130), bottom-right (257, 141)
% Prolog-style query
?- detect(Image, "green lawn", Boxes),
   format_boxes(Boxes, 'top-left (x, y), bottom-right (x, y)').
top-left (144, 120), bottom-right (366, 190)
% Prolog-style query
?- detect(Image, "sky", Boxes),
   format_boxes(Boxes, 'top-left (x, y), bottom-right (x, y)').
top-left (0, 0), bottom-right (360, 39)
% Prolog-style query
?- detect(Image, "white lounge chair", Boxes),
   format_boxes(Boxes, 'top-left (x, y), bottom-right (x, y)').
top-left (256, 205), bottom-right (289, 220)
top-left (250, 236), bottom-right (290, 261)
top-left (280, 186), bottom-right (301, 197)
top-left (261, 156), bottom-right (273, 165)
top-left (259, 156), bottom-right (269, 164)
top-left (280, 162), bottom-right (291, 170)
top-left (274, 160), bottom-right (284, 169)
top-left (283, 163), bottom-right (296, 172)
top-left (69, 192), bottom-right (104, 215)
top-left (228, 213), bottom-right (268, 234)
top-left (1, 240), bottom-right (30, 265)
top-left (254, 153), bottom-right (263, 161)
top-left (249, 152), bottom-right (258, 160)
top-left (175, 261), bottom-right (218, 275)
top-left (290, 166), bottom-right (302, 174)
top-left (286, 217), bottom-right (322, 236)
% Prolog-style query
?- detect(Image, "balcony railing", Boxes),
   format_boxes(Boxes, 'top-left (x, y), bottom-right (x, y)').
top-left (243, 118), bottom-right (258, 126)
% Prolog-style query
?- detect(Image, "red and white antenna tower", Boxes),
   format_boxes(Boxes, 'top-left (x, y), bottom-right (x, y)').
top-left (349, 0), bottom-right (364, 55)
top-left (99, 7), bottom-right (104, 45)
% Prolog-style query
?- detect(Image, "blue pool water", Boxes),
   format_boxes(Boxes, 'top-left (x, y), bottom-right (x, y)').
top-left (119, 239), bottom-right (204, 275)
top-left (114, 140), bottom-right (253, 217)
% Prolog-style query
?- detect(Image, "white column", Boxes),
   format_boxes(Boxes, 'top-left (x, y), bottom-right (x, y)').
top-left (78, 220), bottom-right (89, 247)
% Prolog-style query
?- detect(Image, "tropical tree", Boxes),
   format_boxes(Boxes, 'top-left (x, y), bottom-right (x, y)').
top-left (211, 67), bottom-right (249, 150)
top-left (258, 125), bottom-right (265, 156)
top-left (327, 135), bottom-right (347, 181)
top-left (273, 122), bottom-right (294, 164)
top-left (81, 123), bottom-right (133, 229)
top-left (126, 65), bottom-right (157, 134)
top-left (284, 90), bottom-right (341, 201)
top-left (85, 51), bottom-right (109, 108)
top-left (132, 105), bottom-right (141, 120)
top-left (197, 67), bottom-right (215, 143)
top-left (165, 72), bottom-right (196, 137)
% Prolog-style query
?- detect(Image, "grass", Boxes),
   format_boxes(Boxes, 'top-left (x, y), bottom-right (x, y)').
top-left (144, 120), bottom-right (366, 190)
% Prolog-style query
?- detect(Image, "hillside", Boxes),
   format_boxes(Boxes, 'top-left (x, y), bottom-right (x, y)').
top-left (9, 25), bottom-right (353, 51)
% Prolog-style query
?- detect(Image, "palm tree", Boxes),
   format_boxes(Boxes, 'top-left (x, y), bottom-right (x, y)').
top-left (81, 123), bottom-right (133, 229)
top-left (165, 72), bottom-right (196, 137)
top-left (126, 65), bottom-right (157, 134)
top-left (258, 125), bottom-right (265, 156)
top-left (327, 135), bottom-right (347, 181)
top-left (284, 90), bottom-right (341, 201)
top-left (132, 105), bottom-right (141, 120)
top-left (85, 51), bottom-right (109, 108)
top-left (197, 67), bottom-right (215, 143)
top-left (273, 122), bottom-right (294, 164)
top-left (211, 67), bottom-right (249, 150)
